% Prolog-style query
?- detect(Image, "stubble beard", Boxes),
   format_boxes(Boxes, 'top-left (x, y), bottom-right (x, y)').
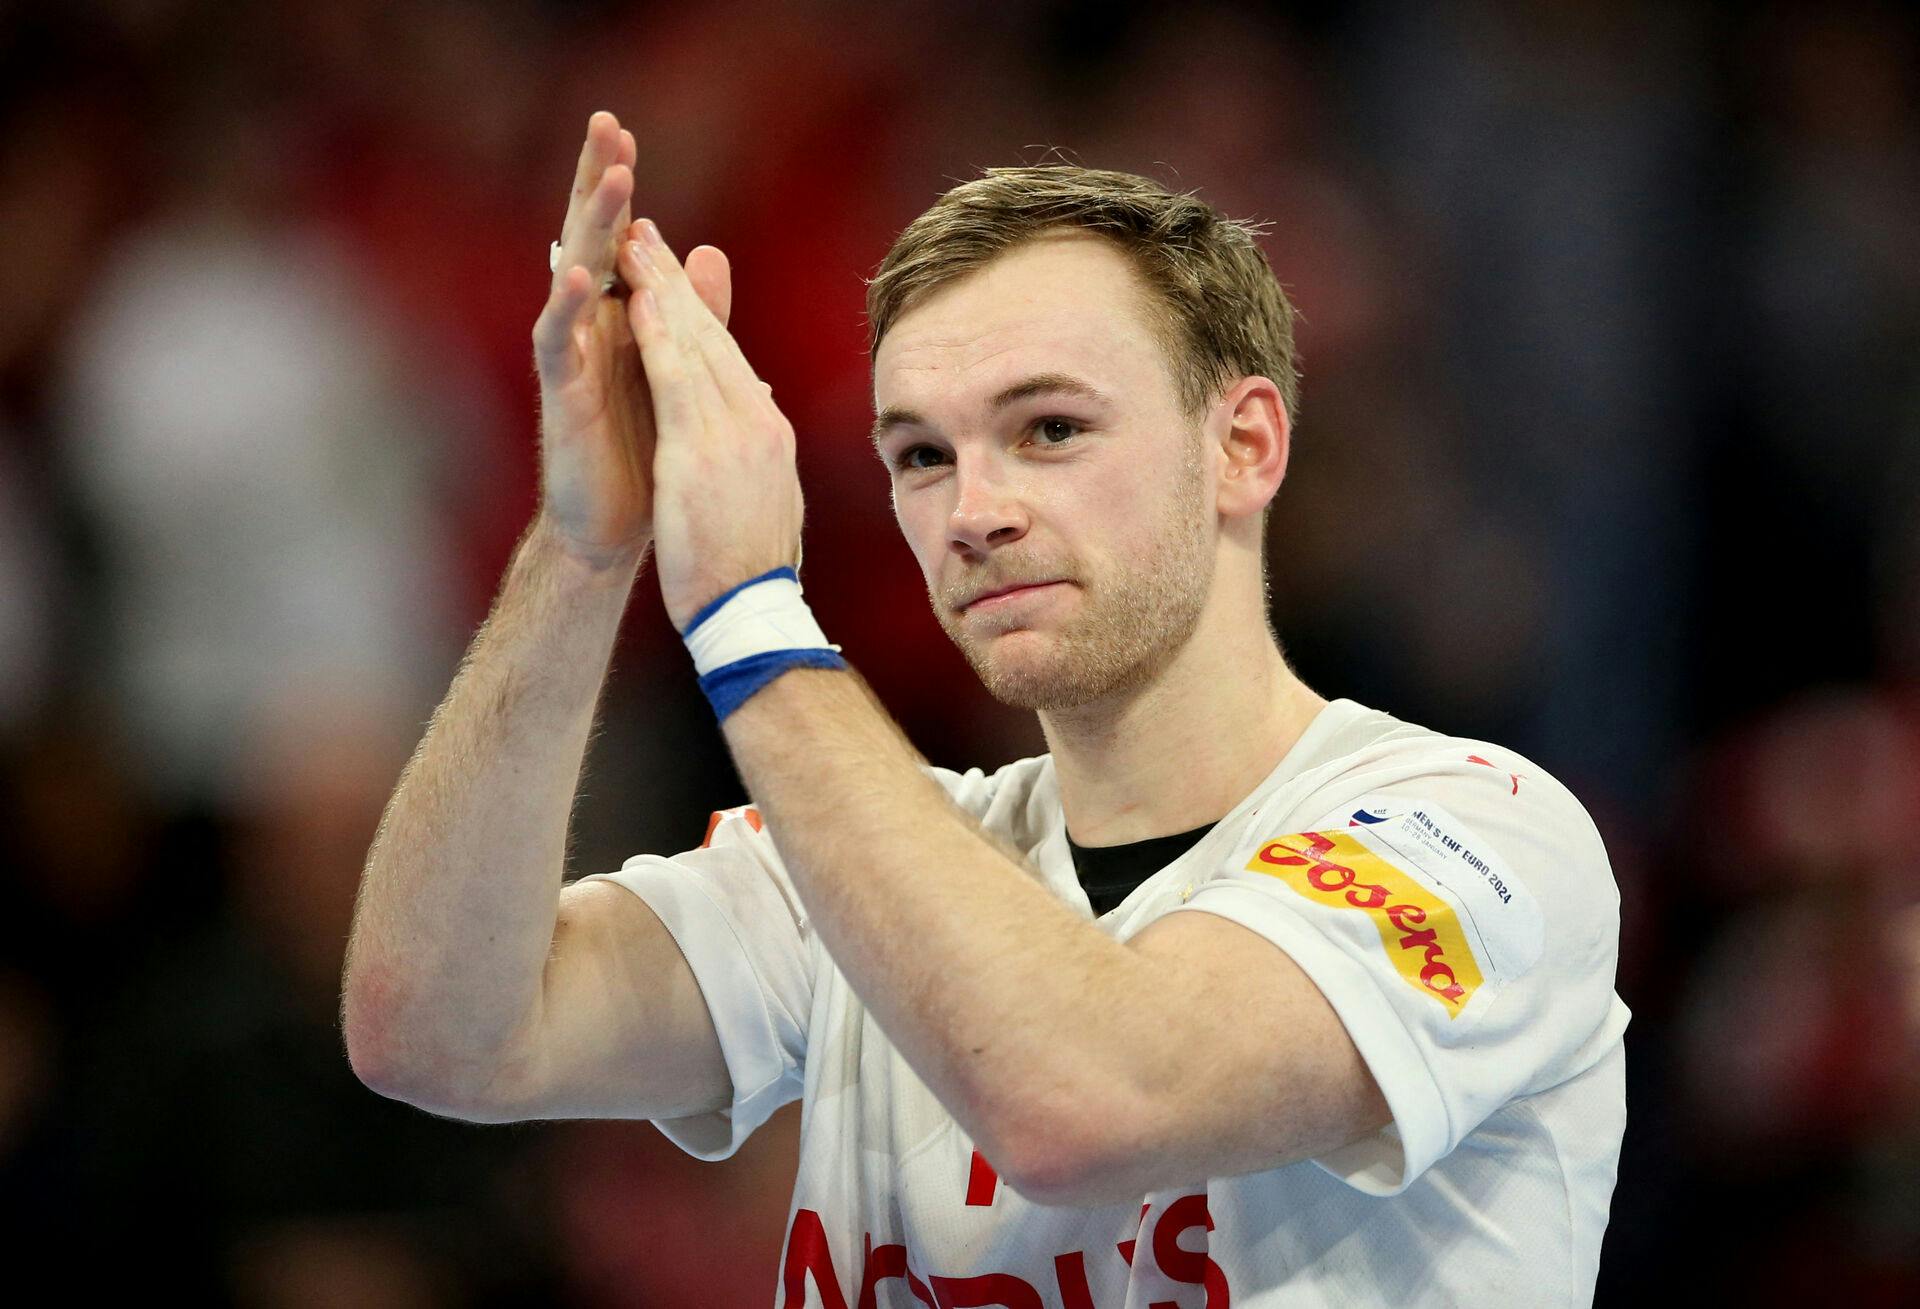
top-left (933, 441), bottom-right (1216, 712)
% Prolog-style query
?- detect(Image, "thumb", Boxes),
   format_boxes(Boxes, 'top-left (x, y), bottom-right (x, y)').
top-left (684, 244), bottom-right (733, 327)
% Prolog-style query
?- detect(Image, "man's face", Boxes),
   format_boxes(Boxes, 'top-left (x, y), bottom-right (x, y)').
top-left (872, 231), bottom-right (1217, 711)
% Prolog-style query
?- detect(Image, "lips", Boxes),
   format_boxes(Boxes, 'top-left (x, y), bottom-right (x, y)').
top-left (961, 580), bottom-right (1064, 611)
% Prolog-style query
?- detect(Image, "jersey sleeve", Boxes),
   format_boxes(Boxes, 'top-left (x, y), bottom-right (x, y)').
top-left (1166, 753), bottom-right (1628, 1195)
top-left (576, 804), bottom-right (813, 1161)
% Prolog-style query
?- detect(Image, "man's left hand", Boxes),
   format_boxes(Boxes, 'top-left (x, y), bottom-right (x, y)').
top-left (618, 218), bottom-right (805, 631)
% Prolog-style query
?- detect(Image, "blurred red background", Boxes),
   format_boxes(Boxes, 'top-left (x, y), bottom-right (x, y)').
top-left (2, 0), bottom-right (1916, 1303)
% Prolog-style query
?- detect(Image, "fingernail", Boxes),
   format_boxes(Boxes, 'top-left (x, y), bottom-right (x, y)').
top-left (625, 240), bottom-right (653, 272)
top-left (640, 289), bottom-right (659, 317)
top-left (639, 218), bottom-right (663, 248)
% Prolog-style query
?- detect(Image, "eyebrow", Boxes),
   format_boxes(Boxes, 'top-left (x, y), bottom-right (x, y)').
top-left (869, 372), bottom-right (1116, 449)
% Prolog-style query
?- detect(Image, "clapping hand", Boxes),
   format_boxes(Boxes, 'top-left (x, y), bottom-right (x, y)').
top-left (532, 112), bottom-right (734, 571)
top-left (615, 219), bottom-right (807, 631)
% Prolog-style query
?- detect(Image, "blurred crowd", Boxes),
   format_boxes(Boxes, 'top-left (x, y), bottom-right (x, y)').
top-left (1, 0), bottom-right (1916, 1303)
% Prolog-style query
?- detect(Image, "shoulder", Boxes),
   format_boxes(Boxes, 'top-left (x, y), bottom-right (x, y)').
top-left (1281, 702), bottom-right (1607, 874)
top-left (1226, 703), bottom-right (1621, 985)
top-left (1201, 705), bottom-right (1625, 1055)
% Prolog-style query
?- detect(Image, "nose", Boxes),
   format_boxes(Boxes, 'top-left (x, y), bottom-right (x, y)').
top-left (946, 456), bottom-right (1029, 556)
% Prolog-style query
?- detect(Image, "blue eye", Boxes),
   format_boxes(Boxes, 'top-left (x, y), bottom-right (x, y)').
top-left (894, 445), bottom-right (948, 471)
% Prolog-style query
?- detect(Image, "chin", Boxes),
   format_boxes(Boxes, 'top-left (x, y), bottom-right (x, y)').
top-left (967, 631), bottom-right (1148, 712)
top-left (980, 669), bottom-right (1087, 712)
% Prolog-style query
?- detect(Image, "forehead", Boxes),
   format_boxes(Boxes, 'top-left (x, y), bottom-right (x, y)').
top-left (873, 231), bottom-right (1177, 413)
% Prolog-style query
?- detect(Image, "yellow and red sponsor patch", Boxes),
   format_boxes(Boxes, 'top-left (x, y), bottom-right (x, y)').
top-left (1246, 829), bottom-right (1485, 1017)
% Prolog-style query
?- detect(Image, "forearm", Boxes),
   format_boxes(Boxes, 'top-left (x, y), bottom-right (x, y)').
top-left (342, 515), bottom-right (642, 1095)
top-left (721, 667), bottom-right (1159, 1182)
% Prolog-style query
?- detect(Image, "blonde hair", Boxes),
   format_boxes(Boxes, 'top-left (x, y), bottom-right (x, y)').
top-left (867, 165), bottom-right (1300, 420)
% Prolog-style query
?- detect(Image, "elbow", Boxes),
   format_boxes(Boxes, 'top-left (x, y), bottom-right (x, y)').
top-left (341, 975), bottom-right (391, 1087)
top-left (344, 1028), bottom-right (526, 1124)
top-left (342, 1014), bottom-right (410, 1102)
top-left (339, 996), bottom-right (530, 1125)
top-left (1001, 1149), bottom-right (1100, 1210)
top-left (340, 1003), bottom-right (433, 1107)
top-left (990, 1087), bottom-right (1147, 1210)
top-left (340, 970), bottom-right (420, 1103)
top-left (1000, 1133), bottom-right (1133, 1210)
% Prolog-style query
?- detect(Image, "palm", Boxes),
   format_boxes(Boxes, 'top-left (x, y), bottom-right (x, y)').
top-left (542, 294), bottom-right (655, 553)
top-left (533, 113), bottom-right (730, 566)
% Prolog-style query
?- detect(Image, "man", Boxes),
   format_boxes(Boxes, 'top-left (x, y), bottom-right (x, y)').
top-left (344, 111), bottom-right (1629, 1305)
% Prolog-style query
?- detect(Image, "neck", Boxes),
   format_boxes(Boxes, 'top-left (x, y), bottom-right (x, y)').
top-left (1038, 588), bottom-right (1327, 847)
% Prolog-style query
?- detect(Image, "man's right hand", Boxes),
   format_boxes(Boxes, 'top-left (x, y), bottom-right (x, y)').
top-left (532, 111), bottom-right (733, 571)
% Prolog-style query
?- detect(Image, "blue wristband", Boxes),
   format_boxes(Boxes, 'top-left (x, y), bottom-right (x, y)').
top-left (682, 567), bottom-right (845, 721)
top-left (698, 647), bottom-right (848, 721)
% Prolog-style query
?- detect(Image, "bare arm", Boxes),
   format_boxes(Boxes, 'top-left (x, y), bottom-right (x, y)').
top-left (341, 112), bottom-right (735, 1122)
top-left (340, 519), bottom-right (727, 1121)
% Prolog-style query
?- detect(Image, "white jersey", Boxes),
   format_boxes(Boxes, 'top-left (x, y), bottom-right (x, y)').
top-left (583, 698), bottom-right (1630, 1306)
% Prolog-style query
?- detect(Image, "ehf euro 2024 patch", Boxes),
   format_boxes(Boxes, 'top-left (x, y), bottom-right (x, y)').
top-left (1242, 800), bottom-right (1545, 1021)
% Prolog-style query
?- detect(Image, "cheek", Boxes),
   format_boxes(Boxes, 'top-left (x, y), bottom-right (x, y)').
top-left (1078, 470), bottom-right (1154, 544)
top-left (893, 488), bottom-right (945, 580)
top-left (1096, 460), bottom-right (1199, 565)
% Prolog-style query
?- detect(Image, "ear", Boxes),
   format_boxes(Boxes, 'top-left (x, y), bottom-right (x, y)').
top-left (1207, 375), bottom-right (1290, 520)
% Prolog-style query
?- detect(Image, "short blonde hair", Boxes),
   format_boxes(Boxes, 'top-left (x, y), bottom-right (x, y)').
top-left (867, 165), bottom-right (1300, 420)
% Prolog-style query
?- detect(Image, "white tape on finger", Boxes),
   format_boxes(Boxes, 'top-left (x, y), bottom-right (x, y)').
top-left (550, 241), bottom-right (620, 293)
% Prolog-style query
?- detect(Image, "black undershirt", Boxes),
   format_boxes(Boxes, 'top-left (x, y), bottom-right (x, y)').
top-left (1066, 821), bottom-right (1219, 916)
